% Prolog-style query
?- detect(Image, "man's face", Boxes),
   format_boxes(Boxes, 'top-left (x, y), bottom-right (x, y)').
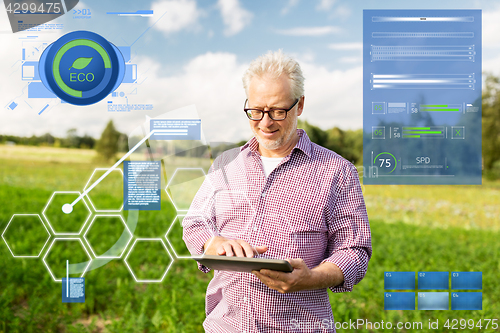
top-left (247, 74), bottom-right (303, 154)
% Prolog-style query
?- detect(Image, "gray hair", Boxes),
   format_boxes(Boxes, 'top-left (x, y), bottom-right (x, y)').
top-left (242, 50), bottom-right (305, 100)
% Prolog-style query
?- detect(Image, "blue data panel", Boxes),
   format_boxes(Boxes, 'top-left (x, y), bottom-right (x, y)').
top-left (384, 272), bottom-right (415, 290)
top-left (418, 272), bottom-right (449, 290)
top-left (363, 10), bottom-right (482, 184)
top-left (451, 292), bottom-right (482, 310)
top-left (451, 272), bottom-right (482, 290)
top-left (385, 292), bottom-right (415, 310)
top-left (418, 292), bottom-right (449, 310)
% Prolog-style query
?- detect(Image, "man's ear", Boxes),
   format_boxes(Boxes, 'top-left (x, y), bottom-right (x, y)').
top-left (297, 95), bottom-right (305, 117)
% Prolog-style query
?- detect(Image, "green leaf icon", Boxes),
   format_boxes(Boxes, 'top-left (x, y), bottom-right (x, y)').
top-left (69, 57), bottom-right (93, 70)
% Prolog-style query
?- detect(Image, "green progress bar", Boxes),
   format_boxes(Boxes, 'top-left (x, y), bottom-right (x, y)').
top-left (420, 109), bottom-right (460, 111)
top-left (420, 104), bottom-right (448, 107)
top-left (403, 127), bottom-right (430, 130)
top-left (403, 135), bottom-right (420, 138)
top-left (403, 131), bottom-right (443, 134)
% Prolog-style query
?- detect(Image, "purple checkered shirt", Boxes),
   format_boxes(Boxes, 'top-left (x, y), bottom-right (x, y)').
top-left (183, 129), bottom-right (372, 332)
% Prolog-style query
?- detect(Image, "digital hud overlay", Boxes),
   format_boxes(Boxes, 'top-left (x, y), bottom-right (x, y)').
top-left (363, 10), bottom-right (482, 185)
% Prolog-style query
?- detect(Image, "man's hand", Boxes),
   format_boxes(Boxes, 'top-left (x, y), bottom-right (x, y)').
top-left (252, 260), bottom-right (344, 293)
top-left (204, 236), bottom-right (268, 257)
top-left (252, 258), bottom-right (312, 293)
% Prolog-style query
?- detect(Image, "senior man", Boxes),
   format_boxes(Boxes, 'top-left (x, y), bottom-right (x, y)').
top-left (183, 50), bottom-right (371, 332)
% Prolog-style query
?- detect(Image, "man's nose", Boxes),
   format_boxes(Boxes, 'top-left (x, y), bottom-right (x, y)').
top-left (260, 112), bottom-right (274, 127)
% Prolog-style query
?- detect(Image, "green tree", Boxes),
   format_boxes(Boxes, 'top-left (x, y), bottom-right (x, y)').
top-left (482, 74), bottom-right (500, 177)
top-left (95, 120), bottom-right (121, 162)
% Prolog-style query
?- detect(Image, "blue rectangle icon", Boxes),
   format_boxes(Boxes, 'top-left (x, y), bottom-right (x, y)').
top-left (150, 119), bottom-right (202, 141)
top-left (418, 292), bottom-right (449, 310)
top-left (385, 272), bottom-right (415, 290)
top-left (451, 272), bottom-right (482, 290)
top-left (28, 82), bottom-right (57, 99)
top-left (451, 292), bottom-right (482, 310)
top-left (62, 278), bottom-right (85, 303)
top-left (418, 272), bottom-right (449, 290)
top-left (123, 64), bottom-right (137, 83)
top-left (385, 292), bottom-right (415, 310)
top-left (117, 46), bottom-right (131, 62)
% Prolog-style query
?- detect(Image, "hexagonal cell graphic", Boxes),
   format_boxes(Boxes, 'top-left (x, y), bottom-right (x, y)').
top-left (165, 215), bottom-right (194, 259)
top-left (84, 168), bottom-right (124, 212)
top-left (42, 191), bottom-right (92, 235)
top-left (124, 238), bottom-right (173, 283)
top-left (1, 214), bottom-right (51, 258)
top-left (83, 215), bottom-right (132, 259)
top-left (165, 168), bottom-right (206, 211)
top-left (43, 238), bottom-right (92, 282)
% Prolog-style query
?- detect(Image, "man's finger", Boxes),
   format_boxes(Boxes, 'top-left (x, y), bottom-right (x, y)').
top-left (216, 244), bottom-right (226, 256)
top-left (253, 271), bottom-right (277, 286)
top-left (253, 271), bottom-right (286, 293)
top-left (222, 243), bottom-right (234, 256)
top-left (259, 269), bottom-right (289, 282)
top-left (228, 240), bottom-right (245, 257)
top-left (254, 245), bottom-right (268, 254)
top-left (237, 240), bottom-right (255, 258)
top-left (287, 258), bottom-right (304, 268)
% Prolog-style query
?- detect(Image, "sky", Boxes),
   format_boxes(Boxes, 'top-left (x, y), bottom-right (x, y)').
top-left (1, 0), bottom-right (500, 144)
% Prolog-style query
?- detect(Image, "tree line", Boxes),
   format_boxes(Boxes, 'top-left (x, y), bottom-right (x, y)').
top-left (2, 73), bottom-right (500, 177)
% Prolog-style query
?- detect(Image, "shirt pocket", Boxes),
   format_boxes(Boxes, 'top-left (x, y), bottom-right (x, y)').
top-left (286, 212), bottom-right (329, 267)
top-left (251, 211), bottom-right (327, 267)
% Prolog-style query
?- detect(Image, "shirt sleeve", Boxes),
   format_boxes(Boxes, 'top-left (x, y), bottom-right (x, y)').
top-left (182, 170), bottom-right (219, 273)
top-left (322, 163), bottom-right (372, 293)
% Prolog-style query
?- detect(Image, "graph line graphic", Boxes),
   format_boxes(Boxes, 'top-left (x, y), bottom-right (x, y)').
top-left (65, 129), bottom-right (171, 213)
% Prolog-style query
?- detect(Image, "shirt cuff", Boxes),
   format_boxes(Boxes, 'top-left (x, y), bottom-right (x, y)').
top-left (184, 229), bottom-right (216, 274)
top-left (322, 249), bottom-right (361, 293)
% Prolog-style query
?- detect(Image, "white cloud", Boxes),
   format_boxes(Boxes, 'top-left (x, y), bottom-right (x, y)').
top-left (483, 5), bottom-right (500, 48)
top-left (329, 42), bottom-right (363, 50)
top-left (316, 0), bottom-right (336, 11)
top-left (339, 56), bottom-right (362, 64)
top-left (217, 0), bottom-right (253, 36)
top-left (300, 63), bottom-right (362, 130)
top-left (150, 0), bottom-right (202, 35)
top-left (275, 26), bottom-right (341, 37)
top-left (281, 0), bottom-right (300, 15)
top-left (483, 52), bottom-right (500, 76)
top-left (332, 5), bottom-right (351, 19)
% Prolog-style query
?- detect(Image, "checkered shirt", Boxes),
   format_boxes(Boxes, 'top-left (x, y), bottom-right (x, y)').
top-left (183, 129), bottom-right (372, 333)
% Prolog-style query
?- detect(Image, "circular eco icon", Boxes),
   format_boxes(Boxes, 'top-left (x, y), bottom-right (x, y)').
top-left (39, 30), bottom-right (125, 106)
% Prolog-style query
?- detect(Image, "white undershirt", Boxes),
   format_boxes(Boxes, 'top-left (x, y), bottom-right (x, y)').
top-left (260, 156), bottom-right (284, 177)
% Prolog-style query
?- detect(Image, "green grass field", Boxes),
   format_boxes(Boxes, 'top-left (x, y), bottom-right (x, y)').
top-left (0, 145), bottom-right (499, 332)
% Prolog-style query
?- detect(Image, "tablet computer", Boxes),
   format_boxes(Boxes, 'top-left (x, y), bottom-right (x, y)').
top-left (193, 255), bottom-right (293, 273)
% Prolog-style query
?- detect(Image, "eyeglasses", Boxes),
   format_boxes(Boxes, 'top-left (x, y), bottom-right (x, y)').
top-left (244, 98), bottom-right (299, 121)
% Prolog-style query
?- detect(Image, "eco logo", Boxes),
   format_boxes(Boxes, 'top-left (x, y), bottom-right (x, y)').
top-left (39, 31), bottom-right (125, 106)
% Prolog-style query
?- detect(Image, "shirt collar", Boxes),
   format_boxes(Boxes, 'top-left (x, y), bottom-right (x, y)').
top-left (240, 129), bottom-right (312, 158)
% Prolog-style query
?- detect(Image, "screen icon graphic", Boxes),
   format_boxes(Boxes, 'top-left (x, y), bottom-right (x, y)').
top-left (39, 31), bottom-right (125, 106)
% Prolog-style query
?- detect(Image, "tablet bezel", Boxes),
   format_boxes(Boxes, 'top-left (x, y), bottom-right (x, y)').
top-left (193, 255), bottom-right (293, 273)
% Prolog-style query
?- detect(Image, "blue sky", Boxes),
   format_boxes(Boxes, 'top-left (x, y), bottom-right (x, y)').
top-left (1, 0), bottom-right (500, 143)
